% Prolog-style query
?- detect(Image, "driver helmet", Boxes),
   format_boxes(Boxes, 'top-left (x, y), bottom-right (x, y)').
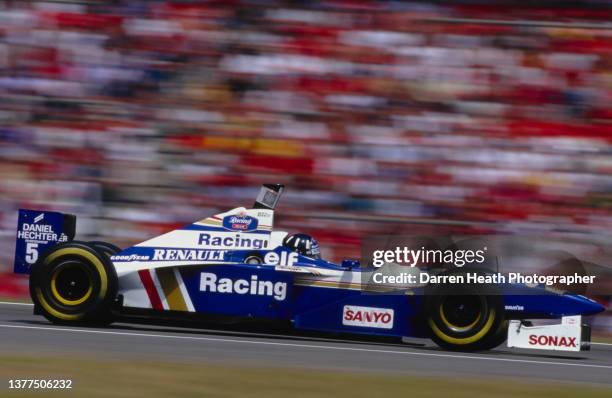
top-left (283, 233), bottom-right (321, 259)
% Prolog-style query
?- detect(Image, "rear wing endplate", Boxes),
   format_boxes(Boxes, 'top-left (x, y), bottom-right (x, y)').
top-left (13, 209), bottom-right (75, 274)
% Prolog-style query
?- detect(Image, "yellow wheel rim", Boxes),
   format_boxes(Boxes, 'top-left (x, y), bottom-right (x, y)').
top-left (36, 247), bottom-right (109, 321)
top-left (430, 308), bottom-right (496, 345)
top-left (439, 303), bottom-right (482, 332)
top-left (50, 264), bottom-right (93, 306)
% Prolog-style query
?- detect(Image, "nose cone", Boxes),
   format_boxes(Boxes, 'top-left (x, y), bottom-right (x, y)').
top-left (565, 294), bottom-right (606, 316)
top-left (503, 289), bottom-right (606, 319)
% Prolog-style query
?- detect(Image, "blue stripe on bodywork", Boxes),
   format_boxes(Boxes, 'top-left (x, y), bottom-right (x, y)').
top-left (181, 224), bottom-right (271, 234)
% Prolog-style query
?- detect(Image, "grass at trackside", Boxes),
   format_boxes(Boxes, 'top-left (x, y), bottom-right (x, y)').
top-left (592, 334), bottom-right (612, 344)
top-left (0, 356), bottom-right (610, 398)
top-left (0, 297), bottom-right (30, 304)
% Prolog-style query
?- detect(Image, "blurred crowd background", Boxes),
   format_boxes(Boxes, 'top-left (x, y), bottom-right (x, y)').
top-left (0, 1), bottom-right (610, 327)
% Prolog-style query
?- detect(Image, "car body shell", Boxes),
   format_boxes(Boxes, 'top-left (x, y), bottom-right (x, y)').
top-left (13, 186), bottom-right (604, 340)
top-left (109, 205), bottom-right (604, 339)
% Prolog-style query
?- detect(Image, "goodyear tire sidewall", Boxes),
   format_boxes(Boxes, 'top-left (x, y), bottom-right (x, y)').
top-left (88, 241), bottom-right (121, 258)
top-left (30, 241), bottom-right (118, 324)
top-left (426, 292), bottom-right (504, 348)
top-left (425, 268), bottom-right (505, 351)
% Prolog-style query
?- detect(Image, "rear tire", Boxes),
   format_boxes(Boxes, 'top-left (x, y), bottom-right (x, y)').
top-left (89, 241), bottom-right (121, 257)
top-left (30, 241), bottom-right (118, 325)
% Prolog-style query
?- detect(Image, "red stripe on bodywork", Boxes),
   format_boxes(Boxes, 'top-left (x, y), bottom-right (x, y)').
top-left (138, 269), bottom-right (163, 310)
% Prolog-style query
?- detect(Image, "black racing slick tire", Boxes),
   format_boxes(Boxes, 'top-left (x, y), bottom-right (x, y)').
top-left (89, 241), bottom-right (121, 258)
top-left (29, 241), bottom-right (118, 325)
top-left (425, 269), bottom-right (506, 352)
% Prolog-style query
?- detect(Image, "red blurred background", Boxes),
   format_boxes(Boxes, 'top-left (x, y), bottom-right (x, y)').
top-left (0, 1), bottom-right (610, 329)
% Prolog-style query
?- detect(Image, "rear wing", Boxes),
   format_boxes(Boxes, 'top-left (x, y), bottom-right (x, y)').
top-left (14, 209), bottom-right (75, 274)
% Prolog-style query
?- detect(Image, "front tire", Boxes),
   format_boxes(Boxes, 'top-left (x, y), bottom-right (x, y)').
top-left (425, 269), bottom-right (507, 351)
top-left (30, 241), bottom-right (118, 325)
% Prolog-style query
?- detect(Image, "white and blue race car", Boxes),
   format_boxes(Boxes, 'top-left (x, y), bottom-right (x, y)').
top-left (14, 184), bottom-right (604, 352)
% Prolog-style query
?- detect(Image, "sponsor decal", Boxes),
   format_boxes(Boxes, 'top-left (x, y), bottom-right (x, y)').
top-left (152, 249), bottom-right (225, 262)
top-left (504, 305), bottom-right (525, 311)
top-left (528, 334), bottom-right (577, 348)
top-left (563, 316), bottom-right (578, 325)
top-left (222, 213), bottom-right (258, 232)
top-left (111, 254), bottom-right (151, 262)
top-left (199, 273), bottom-right (287, 301)
top-left (342, 305), bottom-right (394, 329)
top-left (264, 251), bottom-right (298, 266)
top-left (198, 233), bottom-right (268, 249)
top-left (18, 222), bottom-right (61, 242)
top-left (15, 212), bottom-right (68, 273)
top-left (15, 210), bottom-right (69, 274)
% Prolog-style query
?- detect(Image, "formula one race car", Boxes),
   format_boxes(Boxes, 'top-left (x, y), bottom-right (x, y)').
top-left (14, 184), bottom-right (605, 352)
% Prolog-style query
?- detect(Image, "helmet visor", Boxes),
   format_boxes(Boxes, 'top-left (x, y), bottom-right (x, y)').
top-left (306, 244), bottom-right (321, 259)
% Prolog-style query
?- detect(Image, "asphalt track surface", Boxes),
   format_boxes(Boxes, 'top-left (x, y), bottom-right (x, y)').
top-left (1, 302), bottom-right (611, 386)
